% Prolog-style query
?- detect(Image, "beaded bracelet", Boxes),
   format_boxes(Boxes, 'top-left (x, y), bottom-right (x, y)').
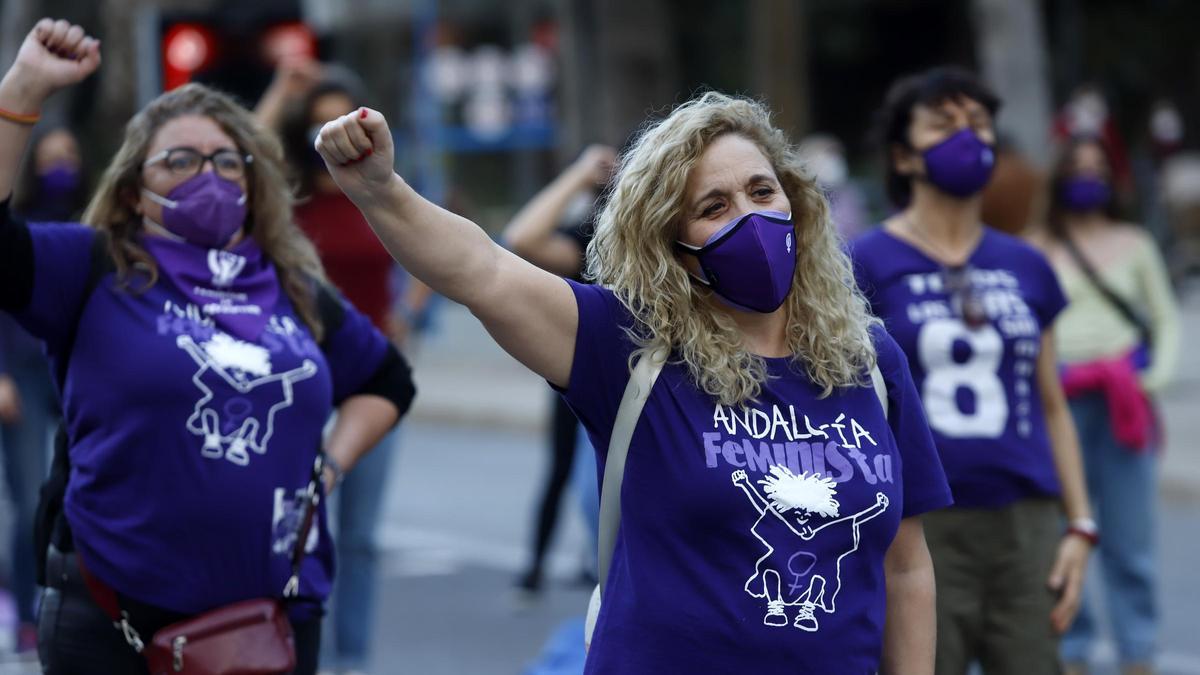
top-left (0, 107), bottom-right (40, 126)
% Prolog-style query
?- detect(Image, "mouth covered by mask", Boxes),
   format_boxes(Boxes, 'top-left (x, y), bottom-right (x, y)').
top-left (39, 164), bottom-right (82, 201)
top-left (1060, 176), bottom-right (1111, 212)
top-left (919, 128), bottom-right (996, 198)
top-left (143, 172), bottom-right (248, 249)
top-left (676, 210), bottom-right (797, 313)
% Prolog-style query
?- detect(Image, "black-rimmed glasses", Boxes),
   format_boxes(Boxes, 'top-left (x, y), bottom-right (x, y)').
top-left (143, 147), bottom-right (253, 181)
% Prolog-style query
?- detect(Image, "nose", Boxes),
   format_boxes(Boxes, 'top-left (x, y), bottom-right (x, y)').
top-left (730, 192), bottom-right (758, 217)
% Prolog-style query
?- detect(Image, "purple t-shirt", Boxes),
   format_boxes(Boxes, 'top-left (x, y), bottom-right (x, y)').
top-left (560, 280), bottom-right (951, 675)
top-left (850, 227), bottom-right (1069, 509)
top-left (14, 224), bottom-right (389, 616)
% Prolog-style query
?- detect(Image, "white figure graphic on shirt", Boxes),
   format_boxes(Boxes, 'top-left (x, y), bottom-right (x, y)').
top-left (177, 333), bottom-right (317, 466)
top-left (732, 466), bottom-right (888, 631)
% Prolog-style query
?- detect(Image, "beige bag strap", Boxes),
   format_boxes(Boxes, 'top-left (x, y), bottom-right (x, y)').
top-left (870, 362), bottom-right (889, 419)
top-left (597, 348), bottom-right (667, 596)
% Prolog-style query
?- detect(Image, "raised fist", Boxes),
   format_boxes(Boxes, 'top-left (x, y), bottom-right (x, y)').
top-left (573, 144), bottom-right (617, 187)
top-left (7, 19), bottom-right (101, 101)
top-left (314, 107), bottom-right (397, 204)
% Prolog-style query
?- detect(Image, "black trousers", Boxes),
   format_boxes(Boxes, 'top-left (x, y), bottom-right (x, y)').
top-left (525, 395), bottom-right (582, 577)
top-left (38, 546), bottom-right (321, 674)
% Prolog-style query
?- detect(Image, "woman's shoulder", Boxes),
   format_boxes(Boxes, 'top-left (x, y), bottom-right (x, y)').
top-left (847, 224), bottom-right (893, 256)
top-left (982, 225), bottom-right (1045, 256)
top-left (1107, 222), bottom-right (1156, 250)
top-left (569, 279), bottom-right (626, 314)
top-left (867, 323), bottom-right (905, 376)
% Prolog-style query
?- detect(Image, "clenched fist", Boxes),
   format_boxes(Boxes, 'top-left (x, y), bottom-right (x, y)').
top-left (313, 107), bottom-right (397, 205)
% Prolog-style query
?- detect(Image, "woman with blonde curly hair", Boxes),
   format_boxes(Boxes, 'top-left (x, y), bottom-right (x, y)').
top-left (317, 88), bottom-right (951, 672)
top-left (0, 20), bottom-right (414, 673)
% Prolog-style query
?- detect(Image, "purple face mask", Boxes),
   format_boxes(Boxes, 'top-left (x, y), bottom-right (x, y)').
top-left (38, 165), bottom-right (82, 203)
top-left (676, 210), bottom-right (797, 313)
top-left (143, 172), bottom-right (247, 249)
top-left (920, 128), bottom-right (996, 198)
top-left (1060, 176), bottom-right (1111, 212)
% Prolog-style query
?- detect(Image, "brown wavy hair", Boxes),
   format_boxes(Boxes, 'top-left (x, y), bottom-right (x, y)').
top-left (82, 83), bottom-right (328, 339)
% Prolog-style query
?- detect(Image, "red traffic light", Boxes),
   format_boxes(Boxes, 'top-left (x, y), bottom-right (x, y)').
top-left (162, 23), bottom-right (216, 91)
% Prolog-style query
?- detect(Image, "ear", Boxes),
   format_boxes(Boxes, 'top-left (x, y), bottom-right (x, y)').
top-left (890, 143), bottom-right (922, 179)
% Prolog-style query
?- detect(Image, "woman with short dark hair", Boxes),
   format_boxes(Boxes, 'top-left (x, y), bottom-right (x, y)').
top-left (850, 66), bottom-right (1094, 674)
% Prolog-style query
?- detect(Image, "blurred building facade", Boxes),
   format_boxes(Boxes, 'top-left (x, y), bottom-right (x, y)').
top-left (2, 0), bottom-right (1197, 232)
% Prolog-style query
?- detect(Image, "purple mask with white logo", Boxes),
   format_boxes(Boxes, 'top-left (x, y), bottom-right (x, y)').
top-left (1060, 176), bottom-right (1111, 212)
top-left (143, 172), bottom-right (247, 249)
top-left (676, 210), bottom-right (797, 313)
top-left (920, 128), bottom-right (996, 198)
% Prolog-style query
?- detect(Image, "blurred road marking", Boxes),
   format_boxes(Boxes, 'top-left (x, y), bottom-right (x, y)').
top-left (379, 526), bottom-right (580, 579)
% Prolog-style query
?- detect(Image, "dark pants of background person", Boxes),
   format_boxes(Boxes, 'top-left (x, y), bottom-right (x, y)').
top-left (520, 395), bottom-right (582, 587)
top-left (924, 498), bottom-right (1063, 675)
top-left (37, 546), bottom-right (321, 674)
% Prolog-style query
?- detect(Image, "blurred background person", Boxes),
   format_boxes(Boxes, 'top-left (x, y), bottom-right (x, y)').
top-left (1, 18), bottom-right (412, 672)
top-left (852, 66), bottom-right (1094, 675)
top-left (258, 60), bottom-right (415, 675)
top-left (1053, 85), bottom-right (1132, 199)
top-left (501, 143), bottom-right (615, 597)
top-left (1032, 135), bottom-right (1181, 675)
top-left (980, 136), bottom-right (1045, 237)
top-left (797, 133), bottom-right (869, 240)
top-left (0, 123), bottom-right (86, 657)
top-left (9, 125), bottom-right (87, 223)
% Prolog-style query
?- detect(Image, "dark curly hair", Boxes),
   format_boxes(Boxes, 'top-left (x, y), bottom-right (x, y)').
top-left (873, 66), bottom-right (1002, 207)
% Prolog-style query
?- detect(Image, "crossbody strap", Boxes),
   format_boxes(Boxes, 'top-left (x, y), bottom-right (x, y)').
top-left (78, 450), bottom-right (325, 653)
top-left (597, 347), bottom-right (667, 596)
top-left (1062, 235), bottom-right (1153, 345)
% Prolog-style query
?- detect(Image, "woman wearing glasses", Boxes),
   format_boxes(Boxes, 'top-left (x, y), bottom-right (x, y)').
top-left (0, 20), bottom-right (414, 673)
top-left (849, 67), bottom-right (1094, 675)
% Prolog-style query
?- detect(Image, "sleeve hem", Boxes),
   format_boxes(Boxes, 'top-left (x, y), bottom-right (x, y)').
top-left (901, 491), bottom-right (954, 519)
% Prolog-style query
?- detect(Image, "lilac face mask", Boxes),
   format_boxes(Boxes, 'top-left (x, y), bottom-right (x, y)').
top-left (1060, 176), bottom-right (1111, 212)
top-left (920, 128), bottom-right (996, 198)
top-left (143, 172), bottom-right (247, 249)
top-left (676, 210), bottom-right (797, 313)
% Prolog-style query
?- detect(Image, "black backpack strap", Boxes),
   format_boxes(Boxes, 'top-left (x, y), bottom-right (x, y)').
top-left (314, 280), bottom-right (347, 349)
top-left (35, 233), bottom-right (113, 584)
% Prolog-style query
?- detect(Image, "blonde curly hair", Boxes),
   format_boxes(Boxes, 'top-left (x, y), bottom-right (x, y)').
top-left (587, 91), bottom-right (880, 405)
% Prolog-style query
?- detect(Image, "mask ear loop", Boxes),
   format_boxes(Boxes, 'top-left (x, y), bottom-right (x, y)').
top-left (672, 241), bottom-right (714, 287)
top-left (141, 187), bottom-right (178, 209)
